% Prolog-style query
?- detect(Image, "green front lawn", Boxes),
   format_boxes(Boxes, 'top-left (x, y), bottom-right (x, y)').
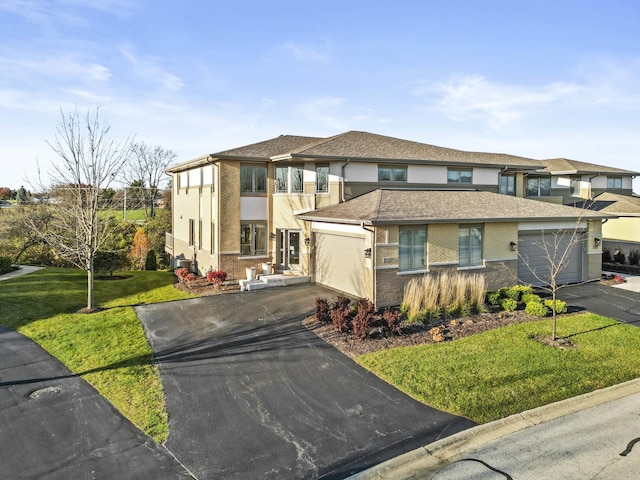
top-left (359, 314), bottom-right (640, 423)
top-left (0, 268), bottom-right (195, 442)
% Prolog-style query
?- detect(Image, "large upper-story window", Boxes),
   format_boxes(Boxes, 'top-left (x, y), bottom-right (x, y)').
top-left (447, 168), bottom-right (473, 184)
top-left (607, 176), bottom-right (622, 189)
top-left (526, 177), bottom-right (551, 197)
top-left (499, 175), bottom-right (515, 195)
top-left (240, 223), bottom-right (267, 256)
top-left (240, 165), bottom-right (267, 193)
top-left (399, 227), bottom-right (426, 271)
top-left (378, 166), bottom-right (407, 182)
top-left (316, 165), bottom-right (329, 193)
top-left (459, 225), bottom-right (483, 268)
top-left (275, 165), bottom-right (304, 193)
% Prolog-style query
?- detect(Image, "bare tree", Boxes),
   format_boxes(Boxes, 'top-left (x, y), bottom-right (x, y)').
top-left (27, 107), bottom-right (131, 311)
top-left (518, 205), bottom-right (595, 340)
top-left (126, 142), bottom-right (176, 218)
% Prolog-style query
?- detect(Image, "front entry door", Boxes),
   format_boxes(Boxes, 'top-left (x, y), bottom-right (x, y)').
top-left (277, 230), bottom-right (301, 271)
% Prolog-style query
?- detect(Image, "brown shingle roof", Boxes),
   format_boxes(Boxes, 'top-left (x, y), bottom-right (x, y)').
top-left (214, 135), bottom-right (323, 159)
top-left (541, 158), bottom-right (639, 175)
top-left (297, 189), bottom-right (614, 225)
top-left (589, 192), bottom-right (640, 216)
top-left (288, 131), bottom-right (540, 168)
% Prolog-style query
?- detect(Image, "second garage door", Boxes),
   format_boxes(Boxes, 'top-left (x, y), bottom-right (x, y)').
top-left (517, 231), bottom-right (583, 286)
top-left (314, 232), bottom-right (370, 299)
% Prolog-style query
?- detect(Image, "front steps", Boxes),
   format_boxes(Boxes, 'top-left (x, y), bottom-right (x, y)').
top-left (239, 273), bottom-right (311, 291)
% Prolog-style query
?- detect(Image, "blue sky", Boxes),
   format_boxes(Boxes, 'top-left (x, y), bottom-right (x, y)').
top-left (1, 0), bottom-right (639, 191)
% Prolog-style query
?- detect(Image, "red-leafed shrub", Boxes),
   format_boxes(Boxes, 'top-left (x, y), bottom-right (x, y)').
top-left (330, 296), bottom-right (352, 332)
top-left (176, 267), bottom-right (189, 282)
top-left (383, 309), bottom-right (402, 335)
top-left (315, 297), bottom-right (331, 324)
top-left (207, 270), bottom-right (228, 286)
top-left (352, 298), bottom-right (375, 339)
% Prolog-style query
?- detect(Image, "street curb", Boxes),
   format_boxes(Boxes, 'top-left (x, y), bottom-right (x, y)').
top-left (348, 377), bottom-right (640, 479)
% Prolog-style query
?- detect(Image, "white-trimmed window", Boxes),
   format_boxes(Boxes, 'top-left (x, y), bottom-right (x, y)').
top-left (499, 175), bottom-right (515, 195)
top-left (275, 165), bottom-right (304, 193)
top-left (447, 168), bottom-right (473, 184)
top-left (378, 166), bottom-right (407, 182)
top-left (526, 177), bottom-right (551, 196)
top-left (459, 225), bottom-right (483, 267)
top-left (188, 219), bottom-right (195, 247)
top-left (316, 165), bottom-right (329, 193)
top-left (240, 223), bottom-right (267, 256)
top-left (607, 176), bottom-right (622, 189)
top-left (399, 227), bottom-right (426, 271)
top-left (240, 165), bottom-right (267, 193)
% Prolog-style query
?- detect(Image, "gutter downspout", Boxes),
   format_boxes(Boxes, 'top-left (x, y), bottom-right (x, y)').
top-left (361, 222), bottom-right (376, 306)
top-left (341, 158), bottom-right (351, 202)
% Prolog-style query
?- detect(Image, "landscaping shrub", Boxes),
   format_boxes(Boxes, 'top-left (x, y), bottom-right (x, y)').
top-left (511, 285), bottom-right (533, 299)
top-left (383, 309), bottom-right (402, 335)
top-left (207, 270), bottom-right (228, 286)
top-left (629, 250), bottom-right (640, 266)
top-left (602, 249), bottom-right (612, 263)
top-left (352, 299), bottom-right (375, 339)
top-left (175, 267), bottom-right (189, 283)
top-left (94, 251), bottom-right (128, 277)
top-left (521, 293), bottom-right (542, 305)
top-left (499, 298), bottom-right (518, 312)
top-left (498, 287), bottom-right (511, 298)
top-left (330, 296), bottom-right (352, 332)
top-left (485, 291), bottom-right (501, 306)
top-left (504, 286), bottom-right (523, 301)
top-left (315, 297), bottom-right (331, 324)
top-left (614, 250), bottom-right (626, 264)
top-left (0, 255), bottom-right (12, 273)
top-left (544, 299), bottom-right (567, 314)
top-left (145, 249), bottom-right (158, 271)
top-left (525, 301), bottom-right (549, 317)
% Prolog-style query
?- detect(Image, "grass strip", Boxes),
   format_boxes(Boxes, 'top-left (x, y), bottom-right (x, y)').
top-left (358, 313), bottom-right (640, 423)
top-left (0, 267), bottom-right (195, 442)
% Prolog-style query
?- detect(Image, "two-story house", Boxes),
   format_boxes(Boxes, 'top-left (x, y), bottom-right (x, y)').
top-left (166, 131), bottom-right (629, 308)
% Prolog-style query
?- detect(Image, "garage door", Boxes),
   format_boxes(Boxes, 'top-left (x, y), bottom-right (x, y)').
top-left (315, 232), bottom-right (369, 298)
top-left (517, 231), bottom-right (583, 286)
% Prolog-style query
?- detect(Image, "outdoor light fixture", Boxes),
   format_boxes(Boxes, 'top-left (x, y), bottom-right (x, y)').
top-left (304, 237), bottom-right (311, 246)
top-left (594, 238), bottom-right (601, 247)
top-left (510, 241), bottom-right (517, 252)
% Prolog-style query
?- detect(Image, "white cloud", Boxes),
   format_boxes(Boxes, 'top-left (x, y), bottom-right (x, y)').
top-left (120, 46), bottom-right (184, 91)
top-left (281, 41), bottom-right (331, 63)
top-left (421, 75), bottom-right (583, 128)
top-left (0, 0), bottom-right (133, 25)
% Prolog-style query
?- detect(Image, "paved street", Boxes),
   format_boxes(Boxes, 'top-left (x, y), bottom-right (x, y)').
top-left (0, 326), bottom-right (192, 480)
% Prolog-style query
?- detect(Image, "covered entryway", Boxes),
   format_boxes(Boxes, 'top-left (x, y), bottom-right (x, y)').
top-left (517, 230), bottom-right (584, 285)
top-left (276, 229), bottom-right (301, 271)
top-left (314, 232), bottom-right (369, 298)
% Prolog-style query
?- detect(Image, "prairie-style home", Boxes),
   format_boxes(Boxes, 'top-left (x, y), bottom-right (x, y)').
top-left (165, 131), bottom-right (635, 307)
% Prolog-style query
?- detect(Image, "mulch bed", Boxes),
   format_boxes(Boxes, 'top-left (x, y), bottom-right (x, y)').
top-left (302, 309), bottom-right (535, 358)
top-left (173, 276), bottom-right (241, 296)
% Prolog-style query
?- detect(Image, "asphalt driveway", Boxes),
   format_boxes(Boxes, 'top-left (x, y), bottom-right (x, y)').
top-left (557, 281), bottom-right (640, 325)
top-left (135, 285), bottom-right (475, 479)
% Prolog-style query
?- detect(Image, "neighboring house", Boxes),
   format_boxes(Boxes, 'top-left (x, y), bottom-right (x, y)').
top-left (531, 158), bottom-right (637, 205)
top-left (582, 192), bottom-right (640, 261)
top-left (165, 131), bottom-right (623, 307)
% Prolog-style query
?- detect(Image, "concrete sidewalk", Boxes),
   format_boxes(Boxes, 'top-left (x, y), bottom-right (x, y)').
top-left (350, 379), bottom-right (640, 479)
top-left (0, 265), bottom-right (43, 281)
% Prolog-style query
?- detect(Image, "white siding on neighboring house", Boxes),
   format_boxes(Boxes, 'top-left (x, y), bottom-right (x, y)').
top-left (408, 165), bottom-right (447, 184)
top-left (591, 175), bottom-right (607, 189)
top-left (343, 162), bottom-right (377, 182)
top-left (472, 167), bottom-right (500, 185)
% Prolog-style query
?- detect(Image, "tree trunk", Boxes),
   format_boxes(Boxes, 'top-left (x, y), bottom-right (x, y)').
top-left (87, 262), bottom-right (94, 311)
top-left (551, 289), bottom-right (557, 340)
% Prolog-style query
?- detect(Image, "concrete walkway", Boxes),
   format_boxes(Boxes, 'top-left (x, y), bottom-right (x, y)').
top-left (0, 265), bottom-right (43, 281)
